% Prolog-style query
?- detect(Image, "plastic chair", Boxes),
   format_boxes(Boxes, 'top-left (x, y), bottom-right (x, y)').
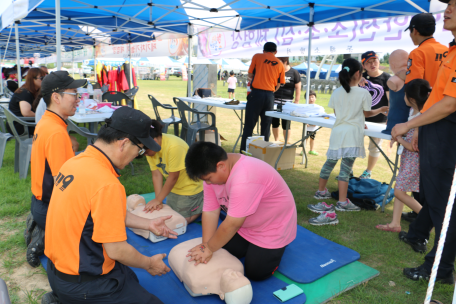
top-left (67, 120), bottom-right (98, 146)
top-left (149, 95), bottom-right (181, 136)
top-left (102, 91), bottom-right (132, 107)
top-left (125, 86), bottom-right (139, 100)
top-left (173, 98), bottom-right (219, 146)
top-left (0, 278), bottom-right (12, 304)
top-left (2, 107), bottom-right (35, 179)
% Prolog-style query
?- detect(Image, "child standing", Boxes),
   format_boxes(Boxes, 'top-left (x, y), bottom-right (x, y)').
top-left (307, 58), bottom-right (389, 225)
top-left (227, 71), bottom-right (237, 99)
top-left (306, 90), bottom-right (319, 155)
top-left (376, 79), bottom-right (430, 232)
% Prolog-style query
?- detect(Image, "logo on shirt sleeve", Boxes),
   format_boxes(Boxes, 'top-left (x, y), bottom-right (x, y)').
top-left (407, 59), bottom-right (412, 69)
top-left (55, 172), bottom-right (74, 191)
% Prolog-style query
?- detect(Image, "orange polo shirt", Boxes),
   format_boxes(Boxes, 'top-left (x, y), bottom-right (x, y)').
top-left (31, 110), bottom-right (74, 204)
top-left (45, 145), bottom-right (127, 276)
top-left (422, 40), bottom-right (456, 113)
top-left (405, 37), bottom-right (448, 87)
top-left (249, 53), bottom-right (285, 91)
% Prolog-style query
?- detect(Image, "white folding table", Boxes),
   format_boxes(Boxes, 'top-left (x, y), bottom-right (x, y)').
top-left (266, 111), bottom-right (398, 212)
top-left (69, 112), bottom-right (113, 133)
top-left (177, 97), bottom-right (247, 152)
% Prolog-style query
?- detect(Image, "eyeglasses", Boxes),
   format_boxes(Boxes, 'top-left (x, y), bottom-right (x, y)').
top-left (60, 92), bottom-right (81, 99)
top-left (35, 77), bottom-right (44, 80)
top-left (119, 138), bottom-right (145, 156)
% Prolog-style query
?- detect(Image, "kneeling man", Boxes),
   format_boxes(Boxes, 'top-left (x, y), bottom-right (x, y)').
top-left (185, 142), bottom-right (297, 281)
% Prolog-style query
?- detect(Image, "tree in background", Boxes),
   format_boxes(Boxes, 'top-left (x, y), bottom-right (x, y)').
top-left (380, 53), bottom-right (390, 64)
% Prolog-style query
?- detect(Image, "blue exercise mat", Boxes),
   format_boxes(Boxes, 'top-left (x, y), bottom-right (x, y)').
top-left (40, 222), bottom-right (307, 304)
top-left (278, 225), bottom-right (360, 284)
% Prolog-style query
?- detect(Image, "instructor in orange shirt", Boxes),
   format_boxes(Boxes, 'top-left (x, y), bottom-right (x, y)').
top-left (392, 0), bottom-right (456, 285)
top-left (240, 42), bottom-right (285, 152)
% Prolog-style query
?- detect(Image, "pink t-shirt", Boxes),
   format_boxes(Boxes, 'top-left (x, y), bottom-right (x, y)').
top-left (227, 77), bottom-right (237, 89)
top-left (203, 155), bottom-right (297, 249)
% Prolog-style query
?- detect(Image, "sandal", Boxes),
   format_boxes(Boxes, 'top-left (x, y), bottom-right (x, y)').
top-left (376, 224), bottom-right (401, 233)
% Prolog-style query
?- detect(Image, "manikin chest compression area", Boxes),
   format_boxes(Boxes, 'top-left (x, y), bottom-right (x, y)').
top-left (169, 238), bottom-right (253, 304)
top-left (126, 194), bottom-right (187, 242)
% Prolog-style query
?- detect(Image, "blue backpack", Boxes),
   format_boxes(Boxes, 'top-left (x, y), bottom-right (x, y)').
top-left (331, 177), bottom-right (394, 210)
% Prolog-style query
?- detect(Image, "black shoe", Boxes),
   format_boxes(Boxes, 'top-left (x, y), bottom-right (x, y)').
top-left (41, 292), bottom-right (60, 304)
top-left (401, 211), bottom-right (418, 223)
top-left (403, 264), bottom-right (455, 285)
top-left (26, 225), bottom-right (45, 268)
top-left (399, 231), bottom-right (427, 253)
top-left (24, 213), bottom-right (36, 246)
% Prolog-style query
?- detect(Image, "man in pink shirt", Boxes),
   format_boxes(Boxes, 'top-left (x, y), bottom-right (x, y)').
top-left (185, 142), bottom-right (297, 281)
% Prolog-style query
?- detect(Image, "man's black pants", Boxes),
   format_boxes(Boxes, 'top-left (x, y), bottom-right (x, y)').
top-left (223, 233), bottom-right (286, 281)
top-left (406, 120), bottom-right (456, 278)
top-left (240, 89), bottom-right (274, 152)
top-left (47, 260), bottom-right (163, 304)
top-left (31, 195), bottom-right (48, 230)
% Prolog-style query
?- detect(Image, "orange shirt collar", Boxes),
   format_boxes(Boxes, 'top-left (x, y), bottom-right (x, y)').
top-left (43, 109), bottom-right (68, 127)
top-left (85, 145), bottom-right (121, 177)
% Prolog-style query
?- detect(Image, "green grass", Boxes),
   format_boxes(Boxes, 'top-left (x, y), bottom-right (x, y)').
top-left (0, 76), bottom-right (453, 303)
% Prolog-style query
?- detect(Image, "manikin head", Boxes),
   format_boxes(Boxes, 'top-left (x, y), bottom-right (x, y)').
top-left (220, 269), bottom-right (253, 304)
top-left (387, 49), bottom-right (409, 92)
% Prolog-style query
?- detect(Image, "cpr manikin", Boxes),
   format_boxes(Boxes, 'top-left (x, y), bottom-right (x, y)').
top-left (387, 49), bottom-right (409, 92)
top-left (169, 238), bottom-right (253, 304)
top-left (126, 194), bottom-right (187, 242)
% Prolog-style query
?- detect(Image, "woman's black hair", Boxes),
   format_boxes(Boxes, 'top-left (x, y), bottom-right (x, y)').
top-left (185, 141), bottom-right (228, 181)
top-left (339, 58), bottom-right (363, 93)
top-left (404, 79), bottom-right (431, 111)
top-left (150, 120), bottom-right (163, 138)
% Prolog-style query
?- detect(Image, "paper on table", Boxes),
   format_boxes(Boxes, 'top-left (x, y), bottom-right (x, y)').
top-left (98, 106), bottom-right (114, 113)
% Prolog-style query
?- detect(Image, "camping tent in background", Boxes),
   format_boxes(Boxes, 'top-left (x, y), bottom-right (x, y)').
top-left (293, 62), bottom-right (328, 79)
top-left (178, 57), bottom-right (213, 65)
top-left (84, 58), bottom-right (126, 66)
top-left (142, 57), bottom-right (181, 67)
top-left (217, 58), bottom-right (248, 71)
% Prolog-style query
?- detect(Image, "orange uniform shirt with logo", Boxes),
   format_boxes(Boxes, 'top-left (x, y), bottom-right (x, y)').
top-left (405, 38), bottom-right (448, 87)
top-left (45, 145), bottom-right (127, 276)
top-left (248, 53), bottom-right (285, 92)
top-left (421, 41), bottom-right (456, 113)
top-left (31, 110), bottom-right (74, 204)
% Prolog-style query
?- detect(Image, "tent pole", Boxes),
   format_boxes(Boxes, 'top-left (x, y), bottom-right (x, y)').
top-left (326, 55), bottom-right (337, 80)
top-left (93, 46), bottom-right (96, 82)
top-left (15, 23), bottom-right (22, 88)
top-left (305, 4), bottom-right (314, 105)
top-left (187, 24), bottom-right (192, 97)
top-left (56, 0), bottom-right (61, 71)
top-left (72, 49), bottom-right (74, 78)
top-left (129, 43), bottom-right (133, 89)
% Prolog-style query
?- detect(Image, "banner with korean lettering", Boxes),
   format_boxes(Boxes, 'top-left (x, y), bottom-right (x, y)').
top-left (95, 37), bottom-right (189, 59)
top-left (196, 13), bottom-right (453, 59)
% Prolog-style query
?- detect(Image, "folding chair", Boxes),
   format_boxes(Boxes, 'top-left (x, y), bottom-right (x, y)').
top-left (148, 95), bottom-right (181, 136)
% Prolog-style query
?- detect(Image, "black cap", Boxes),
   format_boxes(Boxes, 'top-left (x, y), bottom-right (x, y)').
top-left (263, 42), bottom-right (277, 52)
top-left (108, 107), bottom-right (161, 152)
top-left (361, 51), bottom-right (378, 64)
top-left (41, 71), bottom-right (87, 96)
top-left (405, 13), bottom-right (436, 32)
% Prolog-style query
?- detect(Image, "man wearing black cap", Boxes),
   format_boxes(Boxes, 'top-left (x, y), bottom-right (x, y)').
top-left (392, 0), bottom-right (456, 285)
top-left (41, 107), bottom-right (177, 304)
top-left (25, 71), bottom-right (87, 268)
top-left (240, 42), bottom-right (285, 152)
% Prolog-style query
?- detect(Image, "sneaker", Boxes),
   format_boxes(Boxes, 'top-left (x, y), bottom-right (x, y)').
top-left (309, 212), bottom-right (339, 226)
top-left (24, 213), bottom-right (36, 247)
top-left (308, 202), bottom-right (335, 214)
top-left (26, 225), bottom-right (45, 268)
top-left (401, 211), bottom-right (418, 223)
top-left (398, 231), bottom-right (427, 253)
top-left (335, 199), bottom-right (361, 212)
top-left (41, 292), bottom-right (60, 304)
top-left (403, 264), bottom-right (455, 284)
top-left (359, 170), bottom-right (371, 179)
top-left (309, 150), bottom-right (319, 156)
top-left (314, 188), bottom-right (332, 199)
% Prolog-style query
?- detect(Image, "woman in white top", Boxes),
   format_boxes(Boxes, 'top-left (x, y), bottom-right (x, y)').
top-left (307, 58), bottom-right (389, 225)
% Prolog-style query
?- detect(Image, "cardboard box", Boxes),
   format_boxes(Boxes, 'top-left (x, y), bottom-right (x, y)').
top-left (249, 140), bottom-right (296, 170)
top-left (196, 130), bottom-right (221, 146)
top-left (246, 136), bottom-right (264, 152)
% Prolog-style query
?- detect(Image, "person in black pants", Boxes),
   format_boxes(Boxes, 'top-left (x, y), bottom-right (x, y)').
top-left (240, 42), bottom-right (285, 152)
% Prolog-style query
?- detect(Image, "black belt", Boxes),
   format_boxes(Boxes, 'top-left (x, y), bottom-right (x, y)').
top-left (49, 260), bottom-right (102, 283)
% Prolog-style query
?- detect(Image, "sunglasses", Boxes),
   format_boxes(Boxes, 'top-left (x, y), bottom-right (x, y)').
top-left (35, 76), bottom-right (44, 80)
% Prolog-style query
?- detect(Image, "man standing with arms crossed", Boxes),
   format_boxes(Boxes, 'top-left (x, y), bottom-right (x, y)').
top-left (392, 0), bottom-right (456, 285)
top-left (240, 42), bottom-right (285, 153)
